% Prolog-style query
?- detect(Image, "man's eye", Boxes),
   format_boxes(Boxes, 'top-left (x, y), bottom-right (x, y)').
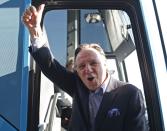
top-left (90, 61), bottom-right (98, 66)
top-left (78, 64), bottom-right (85, 70)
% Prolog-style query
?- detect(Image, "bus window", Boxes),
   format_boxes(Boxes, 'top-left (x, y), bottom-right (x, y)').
top-left (124, 51), bottom-right (143, 93)
top-left (155, 0), bottom-right (167, 52)
top-left (39, 10), bottom-right (72, 131)
top-left (106, 58), bottom-right (119, 80)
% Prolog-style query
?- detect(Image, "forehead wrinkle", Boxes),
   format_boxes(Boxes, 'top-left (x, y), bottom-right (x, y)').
top-left (76, 49), bottom-right (98, 61)
top-left (75, 48), bottom-right (106, 68)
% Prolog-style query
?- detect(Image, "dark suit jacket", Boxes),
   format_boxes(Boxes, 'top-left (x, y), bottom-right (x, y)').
top-left (30, 46), bottom-right (148, 131)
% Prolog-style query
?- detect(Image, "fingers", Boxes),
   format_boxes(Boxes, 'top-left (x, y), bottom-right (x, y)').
top-left (37, 4), bottom-right (45, 14)
top-left (22, 10), bottom-right (31, 25)
top-left (24, 5), bottom-right (37, 18)
top-left (29, 6), bottom-right (37, 13)
top-left (22, 6), bottom-right (35, 22)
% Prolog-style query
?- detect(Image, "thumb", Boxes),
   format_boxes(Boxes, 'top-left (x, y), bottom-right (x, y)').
top-left (37, 4), bottom-right (45, 14)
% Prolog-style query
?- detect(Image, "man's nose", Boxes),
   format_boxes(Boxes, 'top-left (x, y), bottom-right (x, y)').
top-left (85, 64), bottom-right (92, 72)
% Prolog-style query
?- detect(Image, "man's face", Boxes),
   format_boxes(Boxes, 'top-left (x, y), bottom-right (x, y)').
top-left (75, 48), bottom-right (107, 91)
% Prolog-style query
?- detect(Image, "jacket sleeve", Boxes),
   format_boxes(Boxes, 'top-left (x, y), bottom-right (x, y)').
top-left (124, 86), bottom-right (149, 131)
top-left (29, 45), bottom-right (76, 96)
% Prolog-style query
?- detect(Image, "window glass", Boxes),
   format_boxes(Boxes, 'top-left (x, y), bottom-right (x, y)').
top-left (39, 10), bottom-right (68, 128)
top-left (155, 0), bottom-right (167, 51)
top-left (44, 10), bottom-right (67, 65)
top-left (0, 6), bottom-right (23, 129)
top-left (106, 59), bottom-right (119, 80)
top-left (124, 51), bottom-right (143, 93)
top-left (80, 9), bottom-right (111, 52)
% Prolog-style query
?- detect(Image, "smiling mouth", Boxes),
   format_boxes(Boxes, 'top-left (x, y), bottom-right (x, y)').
top-left (87, 77), bottom-right (94, 81)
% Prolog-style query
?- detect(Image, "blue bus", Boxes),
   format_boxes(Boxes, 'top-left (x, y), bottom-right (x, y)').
top-left (0, 0), bottom-right (166, 131)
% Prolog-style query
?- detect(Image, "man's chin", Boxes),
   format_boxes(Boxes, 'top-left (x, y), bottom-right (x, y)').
top-left (87, 85), bottom-right (98, 91)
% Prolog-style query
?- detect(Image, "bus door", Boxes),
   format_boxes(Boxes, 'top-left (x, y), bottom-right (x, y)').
top-left (28, 0), bottom-right (166, 131)
top-left (0, 0), bottom-right (30, 131)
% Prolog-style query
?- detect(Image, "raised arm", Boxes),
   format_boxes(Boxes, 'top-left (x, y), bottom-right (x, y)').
top-left (22, 4), bottom-right (76, 96)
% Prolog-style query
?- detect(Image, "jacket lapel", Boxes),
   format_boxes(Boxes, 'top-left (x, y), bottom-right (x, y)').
top-left (77, 80), bottom-right (91, 128)
top-left (94, 77), bottom-right (126, 130)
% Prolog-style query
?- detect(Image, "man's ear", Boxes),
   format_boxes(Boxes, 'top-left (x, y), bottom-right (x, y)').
top-left (104, 60), bottom-right (109, 72)
top-left (104, 59), bottom-right (108, 67)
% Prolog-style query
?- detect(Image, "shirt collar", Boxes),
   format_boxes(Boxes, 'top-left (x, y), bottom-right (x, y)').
top-left (92, 72), bottom-right (110, 94)
top-left (100, 72), bottom-right (110, 94)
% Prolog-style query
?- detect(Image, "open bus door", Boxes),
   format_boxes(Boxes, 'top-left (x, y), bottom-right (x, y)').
top-left (0, 1), bottom-right (30, 131)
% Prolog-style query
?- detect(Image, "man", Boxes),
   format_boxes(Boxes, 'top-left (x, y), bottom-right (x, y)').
top-left (22, 4), bottom-right (148, 131)
top-left (66, 57), bottom-right (74, 72)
